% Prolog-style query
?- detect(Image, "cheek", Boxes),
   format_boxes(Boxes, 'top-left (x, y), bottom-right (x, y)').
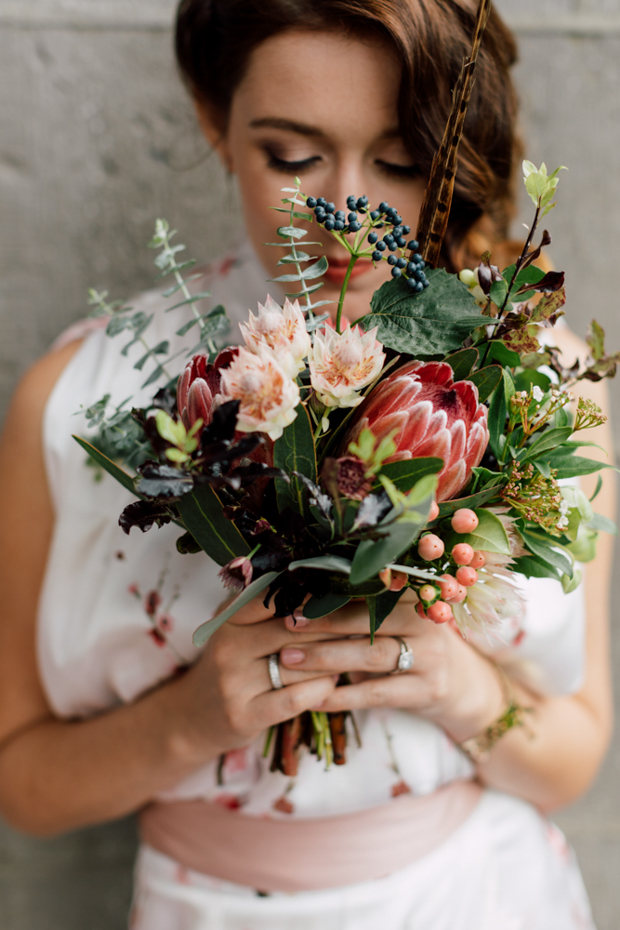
top-left (234, 161), bottom-right (296, 278)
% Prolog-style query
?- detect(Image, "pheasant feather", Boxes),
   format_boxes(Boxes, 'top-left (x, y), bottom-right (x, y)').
top-left (415, 0), bottom-right (492, 267)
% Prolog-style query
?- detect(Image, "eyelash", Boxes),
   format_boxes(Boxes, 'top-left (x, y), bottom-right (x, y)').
top-left (375, 159), bottom-right (423, 179)
top-left (265, 150), bottom-right (322, 174)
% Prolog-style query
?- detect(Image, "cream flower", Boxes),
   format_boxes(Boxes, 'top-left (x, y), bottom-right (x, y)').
top-left (240, 295), bottom-right (311, 378)
top-left (218, 347), bottom-right (299, 441)
top-left (309, 324), bottom-right (385, 408)
top-left (451, 566), bottom-right (525, 638)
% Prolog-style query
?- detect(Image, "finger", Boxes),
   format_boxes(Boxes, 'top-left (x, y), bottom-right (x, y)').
top-left (254, 654), bottom-right (340, 692)
top-left (312, 676), bottom-right (423, 713)
top-left (239, 617), bottom-right (344, 659)
top-left (279, 636), bottom-right (402, 676)
top-left (284, 601), bottom-right (427, 639)
top-left (252, 676), bottom-right (337, 728)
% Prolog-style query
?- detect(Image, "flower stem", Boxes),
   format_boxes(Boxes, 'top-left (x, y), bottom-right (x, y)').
top-left (335, 254), bottom-right (358, 334)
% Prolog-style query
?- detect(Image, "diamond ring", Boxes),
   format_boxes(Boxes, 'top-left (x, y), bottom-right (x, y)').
top-left (268, 653), bottom-right (284, 690)
top-left (391, 637), bottom-right (414, 674)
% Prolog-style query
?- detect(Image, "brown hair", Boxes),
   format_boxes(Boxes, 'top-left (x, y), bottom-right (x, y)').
top-left (175, 0), bottom-right (521, 270)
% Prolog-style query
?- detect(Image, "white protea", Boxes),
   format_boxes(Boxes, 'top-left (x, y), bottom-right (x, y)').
top-left (309, 324), bottom-right (385, 408)
top-left (451, 565), bottom-right (525, 639)
top-left (217, 347), bottom-right (299, 441)
top-left (240, 295), bottom-right (311, 378)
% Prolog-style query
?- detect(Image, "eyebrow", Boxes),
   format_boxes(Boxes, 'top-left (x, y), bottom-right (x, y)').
top-left (249, 117), bottom-right (324, 137)
top-left (249, 117), bottom-right (402, 142)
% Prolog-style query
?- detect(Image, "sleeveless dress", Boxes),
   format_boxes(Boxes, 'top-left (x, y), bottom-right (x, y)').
top-left (40, 240), bottom-right (595, 929)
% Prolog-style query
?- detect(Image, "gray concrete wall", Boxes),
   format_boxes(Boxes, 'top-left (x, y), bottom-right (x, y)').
top-left (1, 0), bottom-right (619, 926)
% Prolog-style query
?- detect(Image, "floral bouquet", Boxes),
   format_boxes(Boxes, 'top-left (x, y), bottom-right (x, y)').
top-left (77, 163), bottom-right (617, 773)
top-left (75, 2), bottom-right (618, 773)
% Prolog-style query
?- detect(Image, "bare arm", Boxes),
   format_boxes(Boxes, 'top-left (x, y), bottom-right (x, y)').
top-left (0, 345), bottom-right (337, 836)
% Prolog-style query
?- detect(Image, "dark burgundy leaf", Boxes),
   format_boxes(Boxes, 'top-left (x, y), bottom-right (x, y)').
top-left (228, 463), bottom-right (288, 485)
top-left (119, 500), bottom-right (174, 534)
top-left (151, 384), bottom-right (178, 416)
top-left (516, 270), bottom-right (564, 296)
top-left (176, 531), bottom-right (202, 554)
top-left (200, 399), bottom-right (240, 446)
top-left (135, 461), bottom-right (194, 499)
top-left (292, 471), bottom-right (333, 519)
top-left (521, 230), bottom-right (552, 270)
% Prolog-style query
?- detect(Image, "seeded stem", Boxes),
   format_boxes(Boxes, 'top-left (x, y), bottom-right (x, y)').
top-left (335, 254), bottom-right (358, 334)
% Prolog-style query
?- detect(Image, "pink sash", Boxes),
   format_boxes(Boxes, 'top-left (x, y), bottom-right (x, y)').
top-left (140, 779), bottom-right (482, 892)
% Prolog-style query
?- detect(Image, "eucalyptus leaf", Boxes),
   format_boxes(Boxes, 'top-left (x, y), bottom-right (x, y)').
top-left (193, 571), bottom-right (281, 647)
top-left (358, 269), bottom-right (485, 356)
top-left (587, 512), bottom-right (617, 534)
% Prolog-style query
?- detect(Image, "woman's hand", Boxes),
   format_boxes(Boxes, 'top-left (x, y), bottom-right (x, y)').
top-left (174, 596), bottom-right (343, 754)
top-left (278, 591), bottom-right (506, 743)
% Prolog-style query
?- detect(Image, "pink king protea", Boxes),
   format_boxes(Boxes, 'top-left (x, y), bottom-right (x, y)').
top-left (345, 360), bottom-right (489, 502)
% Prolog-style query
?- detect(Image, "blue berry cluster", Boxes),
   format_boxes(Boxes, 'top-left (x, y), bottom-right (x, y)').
top-left (305, 195), bottom-right (429, 292)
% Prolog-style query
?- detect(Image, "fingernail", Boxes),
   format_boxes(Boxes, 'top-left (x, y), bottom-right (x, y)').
top-left (280, 648), bottom-right (305, 665)
top-left (332, 675), bottom-right (340, 684)
top-left (292, 609), bottom-right (310, 627)
top-left (285, 613), bottom-right (309, 630)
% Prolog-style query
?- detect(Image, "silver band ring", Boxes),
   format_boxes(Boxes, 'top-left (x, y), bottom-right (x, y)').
top-left (391, 637), bottom-right (414, 674)
top-left (268, 653), bottom-right (284, 690)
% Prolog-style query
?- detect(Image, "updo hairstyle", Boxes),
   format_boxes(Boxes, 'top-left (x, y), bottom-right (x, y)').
top-left (175, 0), bottom-right (522, 271)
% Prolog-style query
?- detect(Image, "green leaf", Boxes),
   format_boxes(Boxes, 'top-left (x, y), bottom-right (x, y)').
top-left (164, 291), bottom-right (211, 313)
top-left (367, 588), bottom-right (406, 643)
top-left (502, 368), bottom-right (516, 409)
top-left (193, 571), bottom-right (281, 647)
top-left (273, 404), bottom-right (317, 517)
top-left (349, 478), bottom-right (436, 584)
top-left (467, 366), bottom-right (503, 403)
top-left (525, 427), bottom-right (574, 460)
top-left (514, 370), bottom-right (552, 394)
top-left (303, 593), bottom-right (351, 620)
top-left (288, 555), bottom-right (351, 574)
top-left (73, 436), bottom-right (137, 496)
top-left (376, 458), bottom-right (443, 493)
top-left (488, 379), bottom-right (507, 460)
top-left (487, 341), bottom-right (521, 369)
top-left (587, 512), bottom-right (617, 535)
top-left (176, 485), bottom-right (250, 566)
top-left (520, 528), bottom-right (573, 578)
top-left (444, 508), bottom-right (511, 555)
top-left (358, 269), bottom-right (485, 356)
top-left (511, 554), bottom-right (559, 580)
top-left (548, 455), bottom-right (616, 480)
top-left (437, 485), bottom-right (503, 517)
top-left (447, 348), bottom-right (478, 380)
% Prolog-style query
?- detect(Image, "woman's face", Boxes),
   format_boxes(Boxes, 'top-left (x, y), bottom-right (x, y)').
top-left (201, 29), bottom-right (427, 324)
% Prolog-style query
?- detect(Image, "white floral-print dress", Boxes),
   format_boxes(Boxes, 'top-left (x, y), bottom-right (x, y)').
top-left (41, 240), bottom-right (596, 929)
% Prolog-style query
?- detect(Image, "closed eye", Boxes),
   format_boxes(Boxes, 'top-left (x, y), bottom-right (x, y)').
top-left (375, 159), bottom-right (423, 179)
top-left (265, 149), bottom-right (322, 174)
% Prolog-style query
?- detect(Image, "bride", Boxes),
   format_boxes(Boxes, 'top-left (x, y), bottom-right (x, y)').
top-left (0, 1), bottom-right (613, 927)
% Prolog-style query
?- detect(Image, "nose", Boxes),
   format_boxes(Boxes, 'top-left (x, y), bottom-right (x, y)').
top-left (318, 155), bottom-right (369, 213)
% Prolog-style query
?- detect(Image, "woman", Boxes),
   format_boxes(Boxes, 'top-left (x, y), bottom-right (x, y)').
top-left (0, 1), bottom-right (613, 927)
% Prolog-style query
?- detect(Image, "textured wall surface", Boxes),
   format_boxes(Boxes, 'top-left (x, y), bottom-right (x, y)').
top-left (1, 0), bottom-right (619, 927)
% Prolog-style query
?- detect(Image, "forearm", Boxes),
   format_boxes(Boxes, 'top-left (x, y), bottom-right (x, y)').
top-left (469, 674), bottom-right (612, 812)
top-left (0, 671), bottom-right (221, 836)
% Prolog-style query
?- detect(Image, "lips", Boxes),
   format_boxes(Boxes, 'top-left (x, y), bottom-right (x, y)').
top-left (323, 258), bottom-right (374, 286)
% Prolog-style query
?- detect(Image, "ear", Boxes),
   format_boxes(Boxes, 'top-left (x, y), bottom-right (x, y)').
top-left (194, 99), bottom-right (234, 173)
